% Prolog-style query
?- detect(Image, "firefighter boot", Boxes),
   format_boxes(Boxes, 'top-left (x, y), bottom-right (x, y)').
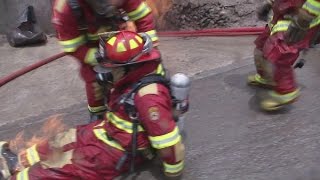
top-left (247, 74), bottom-right (274, 89)
top-left (0, 141), bottom-right (19, 179)
top-left (247, 49), bottom-right (274, 89)
top-left (260, 89), bottom-right (300, 111)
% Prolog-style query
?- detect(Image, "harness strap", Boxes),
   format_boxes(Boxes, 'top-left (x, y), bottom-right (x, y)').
top-left (115, 74), bottom-right (170, 172)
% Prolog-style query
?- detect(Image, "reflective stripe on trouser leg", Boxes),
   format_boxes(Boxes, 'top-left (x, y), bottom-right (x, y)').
top-left (254, 48), bottom-right (274, 83)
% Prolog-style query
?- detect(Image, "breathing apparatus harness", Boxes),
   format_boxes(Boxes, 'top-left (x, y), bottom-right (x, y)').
top-left (94, 31), bottom-right (191, 173)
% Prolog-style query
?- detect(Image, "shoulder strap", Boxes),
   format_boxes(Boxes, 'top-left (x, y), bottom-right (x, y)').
top-left (133, 74), bottom-right (170, 94)
top-left (120, 74), bottom-right (170, 106)
top-left (123, 74), bottom-right (169, 173)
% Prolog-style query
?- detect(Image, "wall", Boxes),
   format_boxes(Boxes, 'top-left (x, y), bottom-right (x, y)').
top-left (0, 0), bottom-right (54, 34)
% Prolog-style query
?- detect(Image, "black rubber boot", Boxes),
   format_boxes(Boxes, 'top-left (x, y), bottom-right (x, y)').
top-left (0, 141), bottom-right (18, 179)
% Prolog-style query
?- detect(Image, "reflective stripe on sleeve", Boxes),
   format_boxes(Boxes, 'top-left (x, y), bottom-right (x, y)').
top-left (310, 16), bottom-right (320, 27)
top-left (59, 35), bottom-right (86, 52)
top-left (145, 30), bottom-right (159, 42)
top-left (163, 161), bottom-right (184, 174)
top-left (270, 20), bottom-right (291, 35)
top-left (148, 126), bottom-right (181, 149)
top-left (303, 0), bottom-right (320, 16)
top-left (128, 2), bottom-right (152, 21)
top-left (107, 112), bottom-right (145, 133)
top-left (26, 145), bottom-right (40, 166)
top-left (84, 48), bottom-right (98, 65)
top-left (156, 64), bottom-right (165, 76)
top-left (16, 167), bottom-right (30, 180)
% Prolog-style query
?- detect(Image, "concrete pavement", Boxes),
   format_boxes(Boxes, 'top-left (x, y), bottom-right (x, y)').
top-left (1, 36), bottom-right (320, 179)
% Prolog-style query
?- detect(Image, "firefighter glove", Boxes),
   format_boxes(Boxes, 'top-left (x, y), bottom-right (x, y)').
top-left (285, 9), bottom-right (315, 44)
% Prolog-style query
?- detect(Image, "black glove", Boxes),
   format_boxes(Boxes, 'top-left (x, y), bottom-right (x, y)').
top-left (285, 9), bottom-right (315, 44)
top-left (285, 22), bottom-right (308, 44)
top-left (257, 1), bottom-right (273, 21)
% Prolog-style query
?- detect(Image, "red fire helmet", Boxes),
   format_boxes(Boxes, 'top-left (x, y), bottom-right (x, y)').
top-left (97, 30), bottom-right (160, 68)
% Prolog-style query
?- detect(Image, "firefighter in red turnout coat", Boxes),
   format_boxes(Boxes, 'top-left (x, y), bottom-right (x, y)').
top-left (0, 31), bottom-right (185, 180)
top-left (248, 0), bottom-right (320, 111)
top-left (52, 0), bottom-right (159, 121)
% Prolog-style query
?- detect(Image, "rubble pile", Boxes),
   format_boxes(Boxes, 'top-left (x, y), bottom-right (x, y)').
top-left (162, 1), bottom-right (265, 30)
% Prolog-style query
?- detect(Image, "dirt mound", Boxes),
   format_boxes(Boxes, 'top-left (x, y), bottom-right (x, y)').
top-left (160, 0), bottom-right (265, 30)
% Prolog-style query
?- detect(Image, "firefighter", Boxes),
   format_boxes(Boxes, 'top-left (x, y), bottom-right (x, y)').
top-left (0, 31), bottom-right (184, 180)
top-left (247, 0), bottom-right (320, 111)
top-left (52, 0), bottom-right (159, 121)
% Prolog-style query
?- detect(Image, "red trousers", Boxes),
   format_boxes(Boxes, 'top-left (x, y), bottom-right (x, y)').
top-left (254, 25), bottom-right (320, 94)
top-left (78, 62), bottom-right (106, 111)
top-left (11, 121), bottom-right (130, 180)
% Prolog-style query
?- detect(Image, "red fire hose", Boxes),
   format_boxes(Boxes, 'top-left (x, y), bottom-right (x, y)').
top-left (0, 52), bottom-right (66, 87)
top-left (0, 27), bottom-right (265, 87)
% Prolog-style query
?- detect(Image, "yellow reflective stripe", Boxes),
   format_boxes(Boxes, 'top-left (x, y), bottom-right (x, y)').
top-left (94, 121), bottom-right (106, 128)
top-left (163, 161), bottom-right (184, 174)
top-left (148, 126), bottom-right (181, 149)
top-left (145, 30), bottom-right (159, 42)
top-left (93, 128), bottom-right (125, 151)
top-left (156, 64), bottom-right (165, 76)
top-left (310, 16), bottom-right (320, 27)
top-left (26, 145), bottom-right (40, 166)
top-left (88, 105), bottom-right (106, 113)
top-left (107, 37), bottom-right (117, 46)
top-left (129, 39), bottom-right (139, 49)
top-left (17, 167), bottom-right (29, 180)
top-left (59, 35), bottom-right (86, 52)
top-left (135, 35), bottom-right (143, 44)
top-left (84, 48), bottom-right (98, 65)
top-left (128, 2), bottom-right (151, 21)
top-left (117, 42), bottom-right (127, 52)
top-left (270, 20), bottom-right (291, 35)
top-left (54, 0), bottom-right (67, 13)
top-left (303, 0), bottom-right (320, 16)
top-left (87, 33), bottom-right (99, 41)
top-left (269, 89), bottom-right (300, 102)
top-left (87, 26), bottom-right (112, 41)
top-left (107, 112), bottom-right (144, 133)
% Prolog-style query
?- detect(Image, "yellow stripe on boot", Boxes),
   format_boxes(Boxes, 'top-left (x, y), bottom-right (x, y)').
top-left (260, 89), bottom-right (300, 111)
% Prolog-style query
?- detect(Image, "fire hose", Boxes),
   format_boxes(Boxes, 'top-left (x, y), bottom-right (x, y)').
top-left (0, 27), bottom-right (266, 87)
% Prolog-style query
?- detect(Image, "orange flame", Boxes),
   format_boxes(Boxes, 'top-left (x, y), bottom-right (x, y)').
top-left (9, 115), bottom-right (66, 152)
top-left (146, 0), bottom-right (173, 28)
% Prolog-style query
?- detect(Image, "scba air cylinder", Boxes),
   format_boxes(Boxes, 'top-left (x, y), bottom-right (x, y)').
top-left (170, 73), bottom-right (191, 132)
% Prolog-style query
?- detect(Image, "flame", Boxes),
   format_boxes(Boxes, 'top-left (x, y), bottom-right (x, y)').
top-left (9, 115), bottom-right (66, 152)
top-left (146, 0), bottom-right (173, 28)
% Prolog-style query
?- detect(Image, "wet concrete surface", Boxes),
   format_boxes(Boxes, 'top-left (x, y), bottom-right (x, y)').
top-left (1, 37), bottom-right (320, 179)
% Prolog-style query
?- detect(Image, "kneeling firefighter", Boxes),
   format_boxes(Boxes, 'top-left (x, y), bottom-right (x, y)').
top-left (52, 0), bottom-right (159, 122)
top-left (248, 0), bottom-right (320, 111)
top-left (0, 31), bottom-right (189, 180)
